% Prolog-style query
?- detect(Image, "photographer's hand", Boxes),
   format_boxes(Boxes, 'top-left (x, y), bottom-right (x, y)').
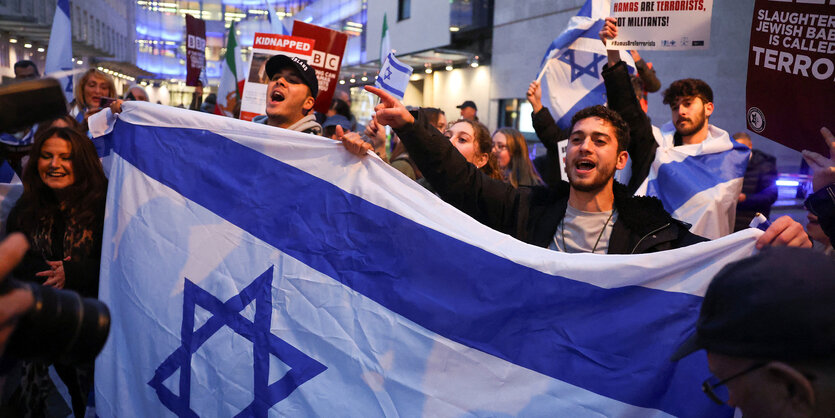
top-left (0, 233), bottom-right (33, 357)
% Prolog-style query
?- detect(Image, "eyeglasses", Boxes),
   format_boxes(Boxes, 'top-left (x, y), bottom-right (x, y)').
top-left (701, 362), bottom-right (766, 405)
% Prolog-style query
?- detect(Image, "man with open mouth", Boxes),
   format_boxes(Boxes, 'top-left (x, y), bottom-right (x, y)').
top-left (356, 85), bottom-right (811, 255)
top-left (252, 54), bottom-right (322, 135)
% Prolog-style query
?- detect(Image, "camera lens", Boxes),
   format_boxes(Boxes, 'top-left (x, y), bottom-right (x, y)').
top-left (5, 282), bottom-right (110, 364)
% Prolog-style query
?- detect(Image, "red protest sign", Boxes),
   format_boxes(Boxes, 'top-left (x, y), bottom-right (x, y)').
top-left (292, 21), bottom-right (348, 115)
top-left (185, 15), bottom-right (206, 87)
top-left (746, 0), bottom-right (834, 155)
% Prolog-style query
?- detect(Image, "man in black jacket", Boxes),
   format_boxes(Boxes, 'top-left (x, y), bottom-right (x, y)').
top-left (349, 85), bottom-right (811, 254)
top-left (363, 87), bottom-right (703, 253)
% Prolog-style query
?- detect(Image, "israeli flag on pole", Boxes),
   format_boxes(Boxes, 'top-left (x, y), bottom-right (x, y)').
top-left (636, 123), bottom-right (750, 239)
top-left (45, 0), bottom-right (74, 103)
top-left (94, 103), bottom-right (760, 417)
top-left (374, 53), bottom-right (412, 101)
top-left (539, 0), bottom-right (633, 129)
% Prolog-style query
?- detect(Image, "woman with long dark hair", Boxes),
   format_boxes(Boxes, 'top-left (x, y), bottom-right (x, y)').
top-left (492, 127), bottom-right (543, 188)
top-left (4, 126), bottom-right (107, 417)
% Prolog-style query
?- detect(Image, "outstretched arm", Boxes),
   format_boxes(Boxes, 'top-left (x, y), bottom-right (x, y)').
top-left (365, 86), bottom-right (525, 236)
top-left (600, 17), bottom-right (657, 193)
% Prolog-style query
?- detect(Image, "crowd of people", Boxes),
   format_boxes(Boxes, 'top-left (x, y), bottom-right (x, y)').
top-left (0, 16), bottom-right (833, 417)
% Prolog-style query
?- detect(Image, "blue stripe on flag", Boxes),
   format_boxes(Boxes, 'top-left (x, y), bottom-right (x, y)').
top-left (577, 0), bottom-right (592, 17)
top-left (374, 77), bottom-right (406, 98)
top-left (106, 122), bottom-right (732, 417)
top-left (0, 162), bottom-right (16, 183)
top-left (58, 0), bottom-right (70, 16)
top-left (647, 143), bottom-right (750, 213)
top-left (387, 54), bottom-right (411, 74)
top-left (555, 82), bottom-right (607, 129)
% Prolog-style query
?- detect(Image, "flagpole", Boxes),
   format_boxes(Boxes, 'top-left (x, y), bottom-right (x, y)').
top-left (536, 64), bottom-right (548, 83)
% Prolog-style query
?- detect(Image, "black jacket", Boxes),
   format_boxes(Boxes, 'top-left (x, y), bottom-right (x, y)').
top-left (395, 110), bottom-right (707, 254)
top-left (735, 149), bottom-right (778, 231)
top-left (602, 60), bottom-right (660, 195)
top-left (530, 107), bottom-right (569, 188)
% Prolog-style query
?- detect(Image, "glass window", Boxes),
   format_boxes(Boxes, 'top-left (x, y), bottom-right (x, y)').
top-left (398, 0), bottom-right (410, 21)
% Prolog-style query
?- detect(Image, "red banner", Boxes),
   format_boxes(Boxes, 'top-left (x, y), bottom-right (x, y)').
top-left (185, 15), bottom-right (206, 87)
top-left (292, 21), bottom-right (348, 115)
top-left (745, 0), bottom-right (834, 155)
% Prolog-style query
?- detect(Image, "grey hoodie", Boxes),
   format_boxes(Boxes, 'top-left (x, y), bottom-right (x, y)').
top-left (252, 113), bottom-right (322, 136)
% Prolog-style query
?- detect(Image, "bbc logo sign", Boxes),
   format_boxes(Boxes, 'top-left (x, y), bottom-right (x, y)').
top-left (311, 50), bottom-right (340, 71)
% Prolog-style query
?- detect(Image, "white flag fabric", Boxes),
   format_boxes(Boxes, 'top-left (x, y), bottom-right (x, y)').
top-left (374, 53), bottom-right (413, 101)
top-left (93, 102), bottom-right (759, 417)
top-left (539, 0), bottom-right (634, 129)
top-left (635, 123), bottom-right (750, 239)
top-left (0, 163), bottom-right (22, 237)
top-left (45, 0), bottom-right (74, 103)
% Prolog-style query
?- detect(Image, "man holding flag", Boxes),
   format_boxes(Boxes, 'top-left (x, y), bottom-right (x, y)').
top-left (600, 17), bottom-right (751, 239)
top-left (357, 85), bottom-right (810, 254)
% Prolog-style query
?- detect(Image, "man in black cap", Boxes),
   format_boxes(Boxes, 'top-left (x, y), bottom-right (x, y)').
top-left (456, 100), bottom-right (478, 122)
top-left (252, 54), bottom-right (322, 135)
top-left (672, 247), bottom-right (835, 417)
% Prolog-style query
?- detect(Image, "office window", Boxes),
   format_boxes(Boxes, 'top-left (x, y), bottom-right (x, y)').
top-left (398, 0), bottom-right (410, 21)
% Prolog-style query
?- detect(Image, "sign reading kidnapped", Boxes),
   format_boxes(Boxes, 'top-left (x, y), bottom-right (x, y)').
top-left (746, 0), bottom-right (834, 155)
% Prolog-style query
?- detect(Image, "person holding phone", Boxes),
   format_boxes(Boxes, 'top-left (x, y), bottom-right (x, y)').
top-left (69, 69), bottom-right (117, 133)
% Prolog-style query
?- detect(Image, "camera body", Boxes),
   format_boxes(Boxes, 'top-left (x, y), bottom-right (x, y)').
top-left (0, 278), bottom-right (110, 364)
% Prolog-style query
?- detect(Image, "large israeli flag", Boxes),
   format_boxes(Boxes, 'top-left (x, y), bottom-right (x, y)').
top-left (636, 123), bottom-right (750, 240)
top-left (539, 0), bottom-right (633, 129)
top-left (94, 103), bottom-right (760, 417)
top-left (45, 0), bottom-right (74, 103)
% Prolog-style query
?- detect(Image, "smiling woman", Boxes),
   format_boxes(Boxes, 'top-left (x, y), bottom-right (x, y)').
top-left (3, 126), bottom-right (108, 416)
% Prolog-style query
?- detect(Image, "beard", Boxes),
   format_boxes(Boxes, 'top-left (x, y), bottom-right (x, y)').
top-left (676, 109), bottom-right (707, 137)
top-left (566, 164), bottom-right (616, 192)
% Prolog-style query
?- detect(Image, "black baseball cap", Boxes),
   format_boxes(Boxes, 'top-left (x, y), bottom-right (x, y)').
top-left (671, 247), bottom-right (835, 361)
top-left (265, 54), bottom-right (318, 99)
top-left (456, 100), bottom-right (477, 110)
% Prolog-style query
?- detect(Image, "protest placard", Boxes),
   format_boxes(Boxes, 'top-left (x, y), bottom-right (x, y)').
top-left (746, 0), bottom-right (834, 155)
top-left (239, 33), bottom-right (315, 121)
top-left (185, 15), bottom-right (206, 86)
top-left (607, 0), bottom-right (712, 50)
top-left (291, 21), bottom-right (348, 115)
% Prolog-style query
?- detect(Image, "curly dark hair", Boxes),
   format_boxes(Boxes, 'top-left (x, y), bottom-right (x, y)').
top-left (570, 105), bottom-right (630, 153)
top-left (662, 78), bottom-right (713, 107)
top-left (16, 127), bottom-right (108, 233)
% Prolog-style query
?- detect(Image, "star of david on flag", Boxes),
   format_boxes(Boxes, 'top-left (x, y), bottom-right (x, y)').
top-left (94, 102), bottom-right (761, 417)
top-left (375, 52), bottom-right (412, 100)
top-left (148, 267), bottom-right (326, 417)
top-left (538, 0), bottom-right (634, 129)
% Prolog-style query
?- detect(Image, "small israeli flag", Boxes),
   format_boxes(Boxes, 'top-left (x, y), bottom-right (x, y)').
top-left (375, 53), bottom-right (412, 101)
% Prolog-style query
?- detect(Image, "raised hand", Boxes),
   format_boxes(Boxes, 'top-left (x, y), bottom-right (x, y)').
top-left (363, 86), bottom-right (415, 129)
top-left (801, 127), bottom-right (835, 192)
top-left (336, 125), bottom-right (372, 156)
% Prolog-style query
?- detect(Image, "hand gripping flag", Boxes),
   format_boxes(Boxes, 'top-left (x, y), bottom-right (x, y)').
top-left (635, 123), bottom-right (750, 239)
top-left (375, 53), bottom-right (412, 101)
top-left (45, 0), bottom-right (74, 103)
top-left (539, 0), bottom-right (634, 129)
top-left (94, 102), bottom-right (761, 417)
